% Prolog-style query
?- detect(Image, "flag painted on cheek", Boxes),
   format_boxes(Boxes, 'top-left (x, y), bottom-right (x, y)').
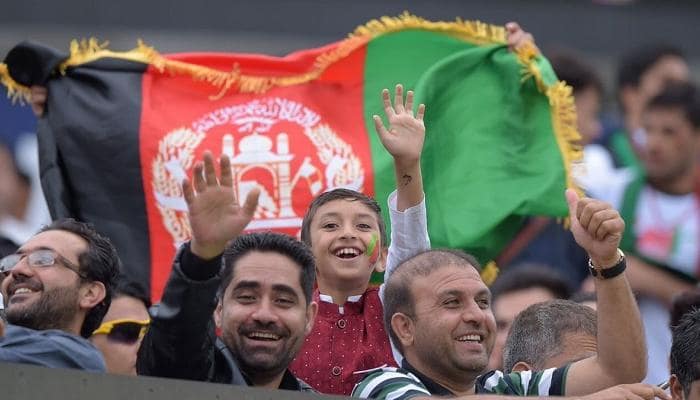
top-left (1, 14), bottom-right (581, 302)
top-left (366, 233), bottom-right (380, 265)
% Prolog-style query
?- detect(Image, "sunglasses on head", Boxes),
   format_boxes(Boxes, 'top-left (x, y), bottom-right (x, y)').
top-left (92, 318), bottom-right (150, 344)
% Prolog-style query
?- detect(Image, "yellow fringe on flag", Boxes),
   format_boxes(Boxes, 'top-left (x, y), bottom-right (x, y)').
top-left (0, 63), bottom-right (31, 104)
top-left (0, 11), bottom-right (582, 210)
top-left (481, 261), bottom-right (500, 286)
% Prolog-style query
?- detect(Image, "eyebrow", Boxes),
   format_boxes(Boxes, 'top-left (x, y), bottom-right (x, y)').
top-left (317, 211), bottom-right (377, 221)
top-left (231, 281), bottom-right (300, 299)
top-left (15, 246), bottom-right (58, 255)
top-left (439, 288), bottom-right (491, 299)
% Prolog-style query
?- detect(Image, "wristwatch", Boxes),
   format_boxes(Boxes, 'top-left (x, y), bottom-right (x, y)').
top-left (588, 248), bottom-right (626, 279)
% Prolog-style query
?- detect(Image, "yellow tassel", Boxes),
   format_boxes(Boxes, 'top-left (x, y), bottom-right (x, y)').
top-left (546, 81), bottom-right (584, 200)
top-left (0, 63), bottom-right (31, 104)
top-left (481, 261), bottom-right (500, 286)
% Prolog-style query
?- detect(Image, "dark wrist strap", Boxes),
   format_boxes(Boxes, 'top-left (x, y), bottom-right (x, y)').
top-left (589, 256), bottom-right (626, 279)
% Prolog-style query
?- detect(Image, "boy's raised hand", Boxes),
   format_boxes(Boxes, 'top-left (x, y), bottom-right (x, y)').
top-left (183, 151), bottom-right (260, 259)
top-left (373, 84), bottom-right (426, 167)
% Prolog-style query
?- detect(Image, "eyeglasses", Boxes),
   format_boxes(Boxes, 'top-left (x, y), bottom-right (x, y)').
top-left (92, 318), bottom-right (150, 344)
top-left (0, 249), bottom-right (86, 279)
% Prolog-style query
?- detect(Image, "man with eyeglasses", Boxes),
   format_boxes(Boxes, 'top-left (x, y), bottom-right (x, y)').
top-left (0, 218), bottom-right (121, 371)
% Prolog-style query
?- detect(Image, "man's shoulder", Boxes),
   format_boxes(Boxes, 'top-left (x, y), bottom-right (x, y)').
top-left (0, 325), bottom-right (106, 371)
top-left (477, 366), bottom-right (569, 396)
top-left (351, 366), bottom-right (430, 399)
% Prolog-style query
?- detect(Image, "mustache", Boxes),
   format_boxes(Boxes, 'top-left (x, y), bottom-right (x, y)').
top-left (238, 321), bottom-right (289, 337)
top-left (7, 275), bottom-right (43, 294)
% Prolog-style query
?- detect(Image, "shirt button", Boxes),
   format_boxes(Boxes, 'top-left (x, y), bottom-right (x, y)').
top-left (337, 319), bottom-right (347, 329)
top-left (332, 366), bottom-right (342, 376)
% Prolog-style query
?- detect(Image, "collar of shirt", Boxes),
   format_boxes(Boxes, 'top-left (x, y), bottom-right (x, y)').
top-left (316, 290), bottom-right (364, 315)
top-left (401, 359), bottom-right (454, 397)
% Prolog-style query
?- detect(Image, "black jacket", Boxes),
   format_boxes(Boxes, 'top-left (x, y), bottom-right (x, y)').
top-left (136, 243), bottom-right (314, 391)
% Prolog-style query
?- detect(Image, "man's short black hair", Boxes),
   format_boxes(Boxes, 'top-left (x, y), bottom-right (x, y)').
top-left (670, 309), bottom-right (700, 398)
top-left (646, 82), bottom-right (700, 130)
top-left (490, 263), bottom-right (572, 302)
top-left (40, 218), bottom-right (121, 338)
top-left (300, 188), bottom-right (387, 248)
top-left (383, 249), bottom-right (481, 354)
top-left (221, 232), bottom-right (315, 304)
top-left (617, 44), bottom-right (686, 93)
top-left (114, 279), bottom-right (152, 309)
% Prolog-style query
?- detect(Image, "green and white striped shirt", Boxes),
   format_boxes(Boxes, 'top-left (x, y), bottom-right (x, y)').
top-left (351, 361), bottom-right (569, 399)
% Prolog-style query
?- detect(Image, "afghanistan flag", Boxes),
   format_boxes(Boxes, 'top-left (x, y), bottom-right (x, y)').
top-left (1, 14), bottom-right (581, 301)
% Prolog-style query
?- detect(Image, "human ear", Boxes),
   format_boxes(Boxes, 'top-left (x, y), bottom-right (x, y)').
top-left (214, 301), bottom-right (223, 329)
top-left (670, 374), bottom-right (684, 400)
top-left (391, 312), bottom-right (414, 348)
top-left (511, 361), bottom-right (534, 373)
top-left (373, 247), bottom-right (389, 273)
top-left (79, 281), bottom-right (106, 310)
top-left (304, 301), bottom-right (319, 336)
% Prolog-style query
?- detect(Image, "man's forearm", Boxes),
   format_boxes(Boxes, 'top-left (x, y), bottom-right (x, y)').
top-left (594, 266), bottom-right (647, 383)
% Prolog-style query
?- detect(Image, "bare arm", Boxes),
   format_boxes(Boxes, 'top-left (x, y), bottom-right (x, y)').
top-left (444, 383), bottom-right (670, 400)
top-left (563, 190), bottom-right (647, 395)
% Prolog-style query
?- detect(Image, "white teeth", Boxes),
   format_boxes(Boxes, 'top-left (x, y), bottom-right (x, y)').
top-left (334, 248), bottom-right (360, 257)
top-left (457, 334), bottom-right (482, 342)
top-left (13, 288), bottom-right (35, 295)
top-left (248, 332), bottom-right (280, 340)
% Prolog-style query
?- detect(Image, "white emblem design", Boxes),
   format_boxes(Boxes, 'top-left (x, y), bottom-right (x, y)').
top-left (152, 97), bottom-right (364, 246)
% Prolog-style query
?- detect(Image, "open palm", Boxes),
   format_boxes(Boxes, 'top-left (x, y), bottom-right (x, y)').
top-left (374, 84), bottom-right (426, 165)
top-left (183, 151), bottom-right (260, 259)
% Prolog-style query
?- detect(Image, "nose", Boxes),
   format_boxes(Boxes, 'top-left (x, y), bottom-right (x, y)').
top-left (250, 297), bottom-right (280, 325)
top-left (9, 257), bottom-right (34, 279)
top-left (461, 300), bottom-right (486, 326)
top-left (339, 224), bottom-right (358, 239)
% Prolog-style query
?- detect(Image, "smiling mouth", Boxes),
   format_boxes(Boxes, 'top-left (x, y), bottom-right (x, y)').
top-left (334, 247), bottom-right (361, 259)
top-left (456, 334), bottom-right (483, 343)
top-left (245, 331), bottom-right (282, 341)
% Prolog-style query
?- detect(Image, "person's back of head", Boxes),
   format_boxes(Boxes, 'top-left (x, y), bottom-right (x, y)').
top-left (488, 264), bottom-right (573, 369)
top-left (670, 309), bottom-right (700, 400)
top-left (503, 299), bottom-right (597, 373)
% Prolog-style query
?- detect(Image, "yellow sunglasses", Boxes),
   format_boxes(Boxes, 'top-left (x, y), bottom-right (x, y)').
top-left (92, 318), bottom-right (150, 344)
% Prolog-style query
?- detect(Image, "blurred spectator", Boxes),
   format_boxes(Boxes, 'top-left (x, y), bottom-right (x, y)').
top-left (669, 289), bottom-right (700, 329)
top-left (603, 44), bottom-right (689, 170)
top-left (669, 309), bottom-right (700, 400)
top-left (572, 290), bottom-right (598, 310)
top-left (487, 264), bottom-right (572, 370)
top-left (0, 136), bottom-right (50, 245)
top-left (503, 299), bottom-right (597, 373)
top-left (90, 280), bottom-right (151, 375)
top-left (587, 82), bottom-right (700, 385)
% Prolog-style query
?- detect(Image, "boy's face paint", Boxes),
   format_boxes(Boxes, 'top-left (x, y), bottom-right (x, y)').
top-left (308, 199), bottom-right (382, 293)
top-left (365, 233), bottom-right (380, 264)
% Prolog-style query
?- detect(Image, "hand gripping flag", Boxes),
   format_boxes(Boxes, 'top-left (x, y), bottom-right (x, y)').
top-left (1, 13), bottom-right (581, 301)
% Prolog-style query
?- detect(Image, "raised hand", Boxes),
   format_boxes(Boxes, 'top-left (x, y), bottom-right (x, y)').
top-left (373, 84), bottom-right (426, 167)
top-left (566, 189), bottom-right (624, 268)
top-left (505, 22), bottom-right (539, 54)
top-left (183, 151), bottom-right (260, 259)
top-left (30, 85), bottom-right (47, 117)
